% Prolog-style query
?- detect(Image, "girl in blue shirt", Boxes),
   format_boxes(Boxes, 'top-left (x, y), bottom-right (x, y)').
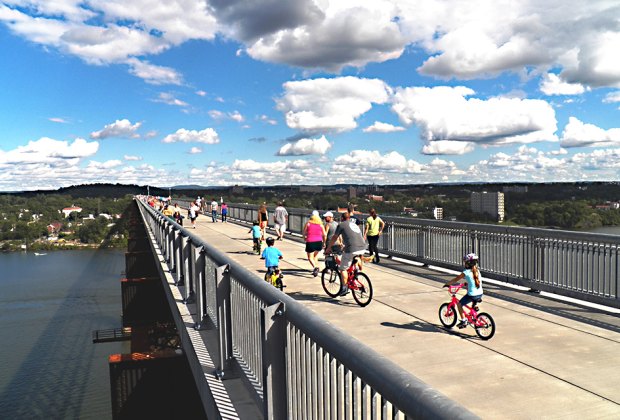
top-left (444, 253), bottom-right (483, 328)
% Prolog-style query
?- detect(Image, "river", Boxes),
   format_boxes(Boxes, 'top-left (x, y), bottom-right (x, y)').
top-left (0, 249), bottom-right (128, 419)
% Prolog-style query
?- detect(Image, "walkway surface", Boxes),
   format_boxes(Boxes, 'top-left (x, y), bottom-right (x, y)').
top-left (191, 217), bottom-right (620, 419)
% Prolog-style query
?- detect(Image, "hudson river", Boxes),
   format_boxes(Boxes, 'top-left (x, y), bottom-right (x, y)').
top-left (0, 249), bottom-right (128, 419)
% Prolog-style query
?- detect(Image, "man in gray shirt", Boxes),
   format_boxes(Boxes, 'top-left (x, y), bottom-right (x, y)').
top-left (326, 212), bottom-right (367, 295)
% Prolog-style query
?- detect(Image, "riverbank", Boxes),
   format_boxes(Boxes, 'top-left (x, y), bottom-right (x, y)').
top-left (0, 239), bottom-right (126, 252)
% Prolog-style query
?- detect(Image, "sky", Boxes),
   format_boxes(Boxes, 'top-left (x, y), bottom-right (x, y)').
top-left (1, 0), bottom-right (620, 192)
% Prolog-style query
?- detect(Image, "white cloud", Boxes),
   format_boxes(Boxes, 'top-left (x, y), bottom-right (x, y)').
top-left (154, 92), bottom-right (188, 107)
top-left (162, 128), bottom-right (220, 144)
top-left (333, 150), bottom-right (426, 174)
top-left (87, 159), bottom-right (123, 169)
top-left (127, 58), bottom-right (183, 85)
top-left (363, 121), bottom-right (405, 133)
top-left (196, 90), bottom-right (207, 96)
top-left (124, 155), bottom-right (142, 161)
top-left (259, 115), bottom-right (278, 125)
top-left (49, 117), bottom-right (68, 123)
top-left (392, 86), bottom-right (558, 152)
top-left (560, 117), bottom-right (620, 148)
top-left (188, 146), bottom-right (203, 154)
top-left (90, 119), bottom-right (142, 139)
top-left (539, 73), bottom-right (586, 95)
top-left (277, 135), bottom-right (332, 156)
top-left (276, 76), bottom-right (391, 132)
top-left (0, 137), bottom-right (98, 167)
top-left (229, 111), bottom-right (245, 123)
top-left (603, 91), bottom-right (620, 103)
top-left (422, 140), bottom-right (475, 155)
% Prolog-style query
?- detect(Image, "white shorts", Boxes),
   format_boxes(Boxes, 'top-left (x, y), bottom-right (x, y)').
top-left (275, 223), bottom-right (286, 232)
top-left (339, 250), bottom-right (366, 270)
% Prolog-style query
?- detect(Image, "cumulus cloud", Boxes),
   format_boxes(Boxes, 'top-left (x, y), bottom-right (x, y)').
top-left (363, 121), bottom-right (406, 133)
top-left (277, 135), bottom-right (331, 156)
top-left (539, 73), bottom-right (587, 95)
top-left (124, 155), bottom-right (142, 161)
top-left (259, 115), bottom-right (278, 125)
top-left (90, 119), bottom-right (142, 139)
top-left (87, 160), bottom-right (123, 169)
top-left (276, 76), bottom-right (391, 133)
top-left (422, 141), bottom-right (476, 155)
top-left (162, 128), bottom-right (220, 144)
top-left (188, 146), bottom-right (203, 154)
top-left (0, 1), bottom-right (216, 82)
top-left (392, 86), bottom-right (558, 152)
top-left (0, 137), bottom-right (98, 167)
top-left (333, 150), bottom-right (426, 174)
top-left (244, 0), bottom-right (404, 72)
top-left (560, 117), bottom-right (620, 148)
top-left (49, 117), bottom-right (68, 124)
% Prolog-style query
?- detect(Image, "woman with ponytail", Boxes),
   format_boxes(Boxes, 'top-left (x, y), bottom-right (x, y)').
top-left (444, 253), bottom-right (484, 328)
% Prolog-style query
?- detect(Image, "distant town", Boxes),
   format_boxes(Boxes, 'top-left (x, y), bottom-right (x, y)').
top-left (1, 181), bottom-right (619, 251)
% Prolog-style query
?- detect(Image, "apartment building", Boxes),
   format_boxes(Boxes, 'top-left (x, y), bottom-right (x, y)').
top-left (471, 191), bottom-right (505, 222)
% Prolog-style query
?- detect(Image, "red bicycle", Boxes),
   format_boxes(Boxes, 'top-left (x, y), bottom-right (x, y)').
top-left (321, 254), bottom-right (373, 307)
top-left (439, 284), bottom-right (496, 340)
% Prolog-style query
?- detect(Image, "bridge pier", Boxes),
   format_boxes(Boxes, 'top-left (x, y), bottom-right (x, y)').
top-left (105, 201), bottom-right (207, 419)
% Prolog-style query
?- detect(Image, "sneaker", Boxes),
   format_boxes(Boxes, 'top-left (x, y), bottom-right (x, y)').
top-left (312, 267), bottom-right (319, 277)
top-left (457, 319), bottom-right (469, 329)
top-left (338, 288), bottom-right (349, 296)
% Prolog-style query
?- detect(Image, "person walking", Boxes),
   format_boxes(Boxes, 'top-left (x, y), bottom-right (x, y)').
top-left (364, 208), bottom-right (385, 263)
top-left (303, 210), bottom-right (327, 277)
top-left (273, 202), bottom-right (288, 240)
top-left (221, 202), bottom-right (228, 223)
top-left (210, 198), bottom-right (218, 222)
top-left (258, 203), bottom-right (268, 241)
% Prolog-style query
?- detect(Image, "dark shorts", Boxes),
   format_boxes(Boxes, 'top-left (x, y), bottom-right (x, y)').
top-left (305, 241), bottom-right (323, 253)
top-left (460, 294), bottom-right (482, 307)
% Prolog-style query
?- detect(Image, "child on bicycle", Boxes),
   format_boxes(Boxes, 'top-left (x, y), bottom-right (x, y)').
top-left (444, 253), bottom-right (484, 328)
top-left (261, 237), bottom-right (283, 280)
top-left (249, 221), bottom-right (262, 254)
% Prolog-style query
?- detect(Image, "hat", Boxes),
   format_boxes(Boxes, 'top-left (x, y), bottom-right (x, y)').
top-left (323, 211), bottom-right (334, 218)
top-left (312, 210), bottom-right (320, 217)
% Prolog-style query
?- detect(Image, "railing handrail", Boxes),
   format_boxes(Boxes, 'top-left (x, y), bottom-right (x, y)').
top-left (136, 197), bottom-right (478, 419)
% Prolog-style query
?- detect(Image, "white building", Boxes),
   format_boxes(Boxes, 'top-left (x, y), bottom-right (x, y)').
top-left (433, 207), bottom-right (443, 220)
top-left (62, 206), bottom-right (82, 218)
top-left (471, 192), bottom-right (505, 222)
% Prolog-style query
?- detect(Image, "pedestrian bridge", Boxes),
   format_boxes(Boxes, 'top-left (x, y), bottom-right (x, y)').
top-left (133, 199), bottom-right (620, 419)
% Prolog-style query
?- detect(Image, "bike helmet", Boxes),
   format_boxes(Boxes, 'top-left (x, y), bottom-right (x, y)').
top-left (463, 253), bottom-right (479, 265)
top-left (266, 237), bottom-right (275, 246)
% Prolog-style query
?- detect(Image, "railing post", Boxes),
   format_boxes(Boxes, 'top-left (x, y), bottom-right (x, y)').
top-left (174, 231), bottom-right (184, 283)
top-left (261, 301), bottom-right (287, 419)
top-left (193, 247), bottom-right (207, 329)
top-left (216, 264), bottom-right (233, 377)
top-left (183, 241), bottom-right (197, 304)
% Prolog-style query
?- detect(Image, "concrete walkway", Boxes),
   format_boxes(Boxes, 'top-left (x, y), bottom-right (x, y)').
top-left (192, 217), bottom-right (620, 419)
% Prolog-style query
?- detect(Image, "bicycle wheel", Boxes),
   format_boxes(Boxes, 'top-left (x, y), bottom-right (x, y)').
top-left (351, 272), bottom-right (373, 307)
top-left (438, 303), bottom-right (457, 328)
top-left (321, 268), bottom-right (342, 297)
top-left (475, 312), bottom-right (495, 340)
top-left (275, 276), bottom-right (284, 292)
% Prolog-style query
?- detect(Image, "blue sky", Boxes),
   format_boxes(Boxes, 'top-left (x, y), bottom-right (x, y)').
top-left (1, 0), bottom-right (620, 191)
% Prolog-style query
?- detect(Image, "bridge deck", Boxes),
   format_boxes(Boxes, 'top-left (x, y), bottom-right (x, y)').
top-left (191, 217), bottom-right (620, 419)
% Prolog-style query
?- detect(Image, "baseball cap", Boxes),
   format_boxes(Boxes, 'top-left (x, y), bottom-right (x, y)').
top-left (311, 210), bottom-right (320, 217)
top-left (323, 211), bottom-right (334, 218)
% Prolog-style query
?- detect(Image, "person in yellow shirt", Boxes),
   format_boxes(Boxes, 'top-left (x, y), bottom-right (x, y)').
top-left (364, 209), bottom-right (385, 263)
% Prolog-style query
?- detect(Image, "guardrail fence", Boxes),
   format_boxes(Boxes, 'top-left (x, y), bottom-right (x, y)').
top-left (136, 198), bottom-right (475, 419)
top-left (226, 203), bottom-right (619, 309)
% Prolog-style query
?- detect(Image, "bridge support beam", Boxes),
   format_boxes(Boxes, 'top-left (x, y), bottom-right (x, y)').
top-left (261, 301), bottom-right (287, 419)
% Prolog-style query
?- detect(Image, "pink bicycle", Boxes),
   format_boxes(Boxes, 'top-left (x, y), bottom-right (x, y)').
top-left (439, 284), bottom-right (496, 340)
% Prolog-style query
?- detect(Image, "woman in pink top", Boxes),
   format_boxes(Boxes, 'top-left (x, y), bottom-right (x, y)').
top-left (303, 211), bottom-right (327, 277)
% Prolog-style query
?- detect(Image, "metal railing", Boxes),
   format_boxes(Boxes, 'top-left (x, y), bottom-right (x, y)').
top-left (136, 198), bottom-right (476, 419)
top-left (226, 203), bottom-right (620, 309)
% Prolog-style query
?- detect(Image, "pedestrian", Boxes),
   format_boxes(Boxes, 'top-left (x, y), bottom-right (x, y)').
top-left (364, 208), bottom-right (385, 263)
top-left (258, 203), bottom-right (268, 240)
top-left (303, 210), bottom-right (327, 277)
top-left (210, 198), bottom-right (218, 222)
top-left (221, 202), bottom-right (228, 223)
top-left (188, 201), bottom-right (199, 229)
top-left (273, 202), bottom-right (288, 240)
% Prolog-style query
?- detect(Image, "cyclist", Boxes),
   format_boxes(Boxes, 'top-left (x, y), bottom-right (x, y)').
top-left (261, 237), bottom-right (283, 281)
top-left (325, 212), bottom-right (366, 296)
top-left (249, 221), bottom-right (262, 254)
top-left (444, 253), bottom-right (484, 328)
